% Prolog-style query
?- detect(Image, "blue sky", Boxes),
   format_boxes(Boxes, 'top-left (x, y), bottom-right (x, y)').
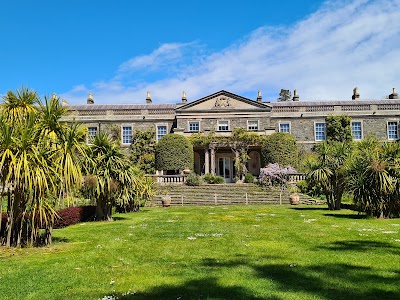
top-left (1, 0), bottom-right (399, 104)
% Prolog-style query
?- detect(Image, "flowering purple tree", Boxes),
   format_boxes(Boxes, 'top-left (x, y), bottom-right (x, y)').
top-left (259, 163), bottom-right (297, 187)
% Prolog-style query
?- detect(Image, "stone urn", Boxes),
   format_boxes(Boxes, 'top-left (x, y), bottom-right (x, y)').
top-left (183, 168), bottom-right (191, 175)
top-left (290, 193), bottom-right (300, 205)
top-left (162, 195), bottom-right (171, 207)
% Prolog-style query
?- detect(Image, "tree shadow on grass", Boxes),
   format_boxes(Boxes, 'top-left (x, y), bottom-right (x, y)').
top-left (317, 240), bottom-right (400, 255)
top-left (323, 213), bottom-right (368, 219)
top-left (254, 262), bottom-right (400, 300)
top-left (116, 277), bottom-right (278, 300)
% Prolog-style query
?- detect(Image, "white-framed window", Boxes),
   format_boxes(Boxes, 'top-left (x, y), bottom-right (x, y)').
top-left (351, 121), bottom-right (362, 140)
top-left (247, 120), bottom-right (259, 131)
top-left (279, 122), bottom-right (291, 133)
top-left (218, 120), bottom-right (229, 131)
top-left (387, 121), bottom-right (398, 140)
top-left (189, 121), bottom-right (200, 132)
top-left (121, 126), bottom-right (133, 144)
top-left (87, 127), bottom-right (97, 144)
top-left (314, 122), bottom-right (326, 141)
top-left (157, 125), bottom-right (168, 141)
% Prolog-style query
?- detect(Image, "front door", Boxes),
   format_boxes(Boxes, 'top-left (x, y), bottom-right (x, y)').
top-left (218, 157), bottom-right (232, 183)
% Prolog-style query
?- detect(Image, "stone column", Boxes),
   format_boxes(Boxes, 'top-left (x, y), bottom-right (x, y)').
top-left (210, 147), bottom-right (216, 175)
top-left (204, 148), bottom-right (210, 174)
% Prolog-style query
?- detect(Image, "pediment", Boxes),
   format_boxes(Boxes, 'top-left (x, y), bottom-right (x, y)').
top-left (177, 90), bottom-right (271, 111)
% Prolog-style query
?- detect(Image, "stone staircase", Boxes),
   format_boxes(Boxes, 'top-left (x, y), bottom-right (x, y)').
top-left (152, 184), bottom-right (319, 206)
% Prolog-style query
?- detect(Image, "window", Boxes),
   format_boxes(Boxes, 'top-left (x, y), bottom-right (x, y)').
top-left (388, 121), bottom-right (398, 140)
top-left (189, 121), bottom-right (200, 132)
top-left (315, 122), bottom-right (326, 141)
top-left (157, 125), bottom-right (167, 141)
top-left (122, 126), bottom-right (132, 144)
top-left (218, 120), bottom-right (229, 131)
top-left (279, 123), bottom-right (290, 133)
top-left (351, 122), bottom-right (362, 140)
top-left (87, 127), bottom-right (97, 143)
top-left (247, 120), bottom-right (259, 131)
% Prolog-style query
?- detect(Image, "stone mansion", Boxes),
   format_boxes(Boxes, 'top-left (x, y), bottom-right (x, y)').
top-left (62, 88), bottom-right (400, 182)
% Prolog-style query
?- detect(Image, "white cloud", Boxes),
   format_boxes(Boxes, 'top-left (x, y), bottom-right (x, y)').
top-left (61, 0), bottom-right (400, 104)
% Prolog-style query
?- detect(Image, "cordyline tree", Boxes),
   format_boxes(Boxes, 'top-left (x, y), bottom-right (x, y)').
top-left (347, 138), bottom-right (400, 218)
top-left (304, 115), bottom-right (353, 210)
top-left (83, 133), bottom-right (154, 220)
top-left (0, 87), bottom-right (86, 247)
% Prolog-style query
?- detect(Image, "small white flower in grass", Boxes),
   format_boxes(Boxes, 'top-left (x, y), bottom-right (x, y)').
top-left (96, 244), bottom-right (102, 248)
top-left (382, 231), bottom-right (398, 234)
top-left (128, 225), bottom-right (135, 229)
top-left (394, 239), bottom-right (400, 242)
top-left (289, 264), bottom-right (297, 267)
top-left (331, 225), bottom-right (339, 228)
top-left (114, 237), bottom-right (121, 241)
top-left (187, 236), bottom-right (196, 240)
top-left (166, 220), bottom-right (175, 222)
top-left (304, 219), bottom-right (317, 223)
top-left (195, 233), bottom-right (205, 237)
top-left (211, 233), bottom-right (223, 237)
top-left (359, 234), bottom-right (369, 236)
top-left (270, 214), bottom-right (276, 216)
top-left (253, 225), bottom-right (260, 227)
top-left (110, 279), bottom-right (115, 285)
top-left (208, 212), bottom-right (216, 215)
top-left (390, 224), bottom-right (400, 227)
top-left (300, 214), bottom-right (305, 217)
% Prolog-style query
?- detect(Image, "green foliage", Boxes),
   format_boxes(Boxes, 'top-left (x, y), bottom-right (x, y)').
top-left (305, 141), bottom-right (352, 210)
top-left (347, 137), bottom-right (400, 218)
top-left (261, 132), bottom-right (298, 167)
top-left (155, 134), bottom-right (194, 171)
top-left (202, 173), bottom-right (225, 184)
top-left (130, 129), bottom-right (156, 174)
top-left (185, 173), bottom-right (203, 186)
top-left (244, 173), bottom-right (255, 183)
top-left (326, 115), bottom-right (352, 143)
top-left (0, 88), bottom-right (87, 247)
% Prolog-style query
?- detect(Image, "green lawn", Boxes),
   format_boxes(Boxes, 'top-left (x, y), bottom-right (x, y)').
top-left (1, 205), bottom-right (400, 300)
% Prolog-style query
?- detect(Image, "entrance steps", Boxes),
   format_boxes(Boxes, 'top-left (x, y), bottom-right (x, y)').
top-left (153, 184), bottom-right (317, 206)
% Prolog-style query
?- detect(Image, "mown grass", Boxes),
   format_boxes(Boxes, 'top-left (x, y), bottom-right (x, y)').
top-left (1, 205), bottom-right (400, 300)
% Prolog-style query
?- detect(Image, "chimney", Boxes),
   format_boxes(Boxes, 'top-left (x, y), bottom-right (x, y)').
top-left (87, 93), bottom-right (94, 104)
top-left (146, 91), bottom-right (152, 104)
top-left (182, 91), bottom-right (187, 103)
top-left (389, 88), bottom-right (399, 99)
top-left (352, 87), bottom-right (360, 100)
top-left (257, 90), bottom-right (262, 103)
top-left (292, 89), bottom-right (299, 101)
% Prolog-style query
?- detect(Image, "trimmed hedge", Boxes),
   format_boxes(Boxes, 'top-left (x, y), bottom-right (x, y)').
top-left (155, 134), bottom-right (194, 171)
top-left (261, 132), bottom-right (298, 167)
top-left (54, 206), bottom-right (96, 228)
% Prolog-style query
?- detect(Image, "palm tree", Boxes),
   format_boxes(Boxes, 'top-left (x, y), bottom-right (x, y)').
top-left (0, 87), bottom-right (87, 246)
top-left (85, 133), bottom-right (128, 220)
top-left (347, 139), bottom-right (400, 218)
top-left (306, 141), bottom-right (351, 210)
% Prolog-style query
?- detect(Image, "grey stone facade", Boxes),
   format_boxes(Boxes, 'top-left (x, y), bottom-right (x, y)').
top-left (62, 90), bottom-right (400, 179)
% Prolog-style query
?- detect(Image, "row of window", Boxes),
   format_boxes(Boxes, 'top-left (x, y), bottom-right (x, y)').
top-left (87, 125), bottom-right (168, 144)
top-left (188, 120), bottom-right (260, 132)
top-left (87, 121), bottom-right (400, 144)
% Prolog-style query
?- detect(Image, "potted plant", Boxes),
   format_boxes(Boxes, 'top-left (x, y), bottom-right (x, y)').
top-left (289, 186), bottom-right (300, 205)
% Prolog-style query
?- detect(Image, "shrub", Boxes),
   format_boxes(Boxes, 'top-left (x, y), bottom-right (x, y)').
top-left (261, 132), bottom-right (298, 167)
top-left (202, 174), bottom-right (225, 184)
top-left (244, 173), bottom-right (255, 183)
top-left (185, 173), bottom-right (202, 186)
top-left (53, 206), bottom-right (96, 228)
top-left (155, 134), bottom-right (194, 172)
